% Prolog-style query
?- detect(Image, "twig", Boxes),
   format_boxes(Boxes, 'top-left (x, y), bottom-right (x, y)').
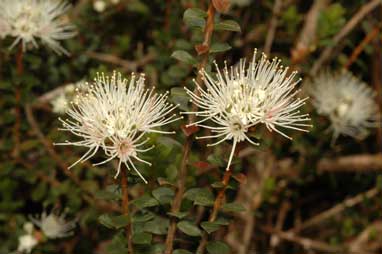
top-left (291, 0), bottom-right (331, 64)
top-left (372, 35), bottom-right (382, 152)
top-left (348, 220), bottom-right (382, 254)
top-left (270, 201), bottom-right (290, 253)
top-left (85, 51), bottom-right (156, 72)
top-left (120, 168), bottom-right (134, 254)
top-left (261, 226), bottom-right (344, 253)
top-left (12, 45), bottom-right (23, 158)
top-left (264, 0), bottom-right (283, 55)
top-left (317, 154), bottom-right (382, 172)
top-left (197, 170), bottom-right (232, 254)
top-left (164, 3), bottom-right (216, 254)
top-left (290, 187), bottom-right (379, 233)
top-left (310, 0), bottom-right (382, 75)
top-left (344, 26), bottom-right (380, 69)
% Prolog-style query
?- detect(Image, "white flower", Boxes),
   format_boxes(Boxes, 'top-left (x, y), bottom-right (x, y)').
top-left (307, 70), bottom-right (379, 140)
top-left (17, 223), bottom-right (37, 254)
top-left (17, 234), bottom-right (38, 253)
top-left (93, 0), bottom-right (107, 13)
top-left (56, 72), bottom-right (181, 182)
top-left (50, 81), bottom-right (85, 114)
top-left (30, 210), bottom-right (76, 239)
top-left (0, 0), bottom-right (76, 55)
top-left (184, 50), bottom-right (310, 170)
top-left (51, 93), bottom-right (69, 114)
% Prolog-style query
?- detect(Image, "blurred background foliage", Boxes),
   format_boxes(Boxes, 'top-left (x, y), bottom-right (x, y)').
top-left (0, 0), bottom-right (382, 253)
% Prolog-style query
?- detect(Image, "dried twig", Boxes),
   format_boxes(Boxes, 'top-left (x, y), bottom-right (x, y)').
top-left (310, 0), bottom-right (382, 75)
top-left (270, 201), bottom-right (291, 253)
top-left (318, 154), bottom-right (382, 172)
top-left (372, 36), bottom-right (382, 152)
top-left (348, 220), bottom-right (382, 254)
top-left (261, 226), bottom-right (345, 253)
top-left (85, 51), bottom-right (156, 72)
top-left (291, 0), bottom-right (331, 64)
top-left (344, 26), bottom-right (380, 69)
top-left (264, 0), bottom-right (283, 55)
top-left (290, 187), bottom-right (379, 233)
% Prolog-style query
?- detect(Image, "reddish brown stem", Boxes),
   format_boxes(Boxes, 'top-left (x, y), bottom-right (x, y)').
top-left (120, 168), bottom-right (134, 254)
top-left (197, 169), bottom-right (232, 254)
top-left (344, 26), bottom-right (380, 69)
top-left (164, 3), bottom-right (216, 254)
top-left (12, 45), bottom-right (23, 158)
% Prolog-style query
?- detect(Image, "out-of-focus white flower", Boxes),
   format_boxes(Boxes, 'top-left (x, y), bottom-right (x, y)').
top-left (17, 234), bottom-right (38, 253)
top-left (17, 223), bottom-right (37, 254)
top-left (93, 0), bottom-right (107, 12)
top-left (110, 0), bottom-right (120, 5)
top-left (184, 50), bottom-right (310, 170)
top-left (23, 222), bottom-right (34, 234)
top-left (51, 93), bottom-right (69, 114)
top-left (0, 0), bottom-right (76, 55)
top-left (307, 70), bottom-right (379, 140)
top-left (56, 72), bottom-right (181, 182)
top-left (50, 81), bottom-right (85, 114)
top-left (30, 210), bottom-right (76, 239)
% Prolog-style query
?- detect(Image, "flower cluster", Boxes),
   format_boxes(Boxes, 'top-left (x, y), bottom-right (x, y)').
top-left (57, 72), bottom-right (181, 183)
top-left (0, 0), bottom-right (76, 55)
top-left (184, 50), bottom-right (311, 170)
top-left (307, 70), bottom-right (379, 140)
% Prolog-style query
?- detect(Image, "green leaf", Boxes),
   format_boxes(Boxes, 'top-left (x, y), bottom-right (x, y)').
top-left (177, 221), bottom-right (202, 237)
top-left (214, 20), bottom-right (241, 32)
top-left (106, 231), bottom-right (129, 254)
top-left (98, 214), bottom-right (114, 229)
top-left (377, 175), bottom-right (382, 191)
top-left (207, 154), bottom-right (225, 167)
top-left (131, 194), bottom-right (159, 209)
top-left (174, 250), bottom-right (193, 254)
top-left (222, 202), bottom-right (246, 212)
top-left (143, 216), bottom-right (169, 235)
top-left (201, 221), bottom-right (221, 234)
top-left (184, 188), bottom-right (214, 206)
top-left (183, 8), bottom-right (207, 28)
top-left (152, 187), bottom-right (175, 205)
top-left (167, 211), bottom-right (189, 219)
top-left (98, 214), bottom-right (130, 229)
top-left (132, 232), bottom-right (152, 245)
top-left (206, 241), bottom-right (230, 254)
top-left (170, 87), bottom-right (190, 111)
top-left (132, 212), bottom-right (155, 223)
top-left (171, 50), bottom-right (197, 65)
top-left (210, 43), bottom-right (232, 53)
top-left (95, 185), bottom-right (121, 200)
top-left (211, 181), bottom-right (225, 188)
top-left (127, 0), bottom-right (149, 14)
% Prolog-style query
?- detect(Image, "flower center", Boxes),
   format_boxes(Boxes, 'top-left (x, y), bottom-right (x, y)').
top-left (117, 139), bottom-right (136, 161)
